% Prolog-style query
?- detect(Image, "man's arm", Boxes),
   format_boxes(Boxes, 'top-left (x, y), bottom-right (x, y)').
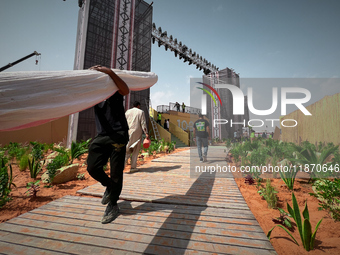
top-left (193, 124), bottom-right (196, 139)
top-left (90, 65), bottom-right (129, 96)
top-left (207, 126), bottom-right (211, 139)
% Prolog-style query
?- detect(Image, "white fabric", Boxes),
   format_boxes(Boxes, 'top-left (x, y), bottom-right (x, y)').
top-left (0, 69), bottom-right (157, 131)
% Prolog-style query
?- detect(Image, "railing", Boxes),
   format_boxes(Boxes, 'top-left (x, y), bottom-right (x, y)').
top-left (157, 102), bottom-right (201, 114)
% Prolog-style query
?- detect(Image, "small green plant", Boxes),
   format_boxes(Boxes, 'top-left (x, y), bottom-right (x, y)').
top-left (267, 192), bottom-right (323, 251)
top-left (291, 144), bottom-right (339, 180)
top-left (0, 150), bottom-right (9, 167)
top-left (30, 141), bottom-right (44, 161)
top-left (0, 159), bottom-right (16, 208)
top-left (310, 179), bottom-right (340, 221)
top-left (272, 208), bottom-right (293, 230)
top-left (145, 139), bottom-right (162, 156)
top-left (70, 139), bottom-right (91, 164)
top-left (6, 142), bottom-right (20, 160)
top-left (258, 179), bottom-right (278, 209)
top-left (19, 153), bottom-right (30, 171)
top-left (77, 173), bottom-right (86, 180)
top-left (46, 153), bottom-right (69, 183)
top-left (225, 138), bottom-right (232, 148)
top-left (331, 148), bottom-right (340, 166)
top-left (230, 144), bottom-right (241, 163)
top-left (167, 141), bottom-right (176, 153)
top-left (53, 139), bottom-right (91, 165)
top-left (26, 180), bottom-right (40, 198)
top-left (6, 142), bottom-right (29, 162)
top-left (279, 162), bottom-right (299, 190)
top-left (28, 157), bottom-right (43, 179)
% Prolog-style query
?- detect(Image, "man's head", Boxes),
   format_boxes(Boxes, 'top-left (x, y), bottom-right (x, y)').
top-left (198, 113), bottom-right (203, 119)
top-left (133, 101), bottom-right (141, 108)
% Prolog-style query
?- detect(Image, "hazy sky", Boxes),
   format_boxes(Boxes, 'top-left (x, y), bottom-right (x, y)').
top-left (1, 0), bottom-right (339, 114)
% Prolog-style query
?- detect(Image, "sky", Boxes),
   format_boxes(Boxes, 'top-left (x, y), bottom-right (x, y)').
top-left (1, 0), bottom-right (340, 131)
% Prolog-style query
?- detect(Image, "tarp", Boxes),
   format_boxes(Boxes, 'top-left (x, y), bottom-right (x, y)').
top-left (0, 69), bottom-right (158, 131)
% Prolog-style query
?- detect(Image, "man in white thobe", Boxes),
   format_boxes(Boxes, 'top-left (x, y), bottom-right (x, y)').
top-left (125, 101), bottom-right (149, 173)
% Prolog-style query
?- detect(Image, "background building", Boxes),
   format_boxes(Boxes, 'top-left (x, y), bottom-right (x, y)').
top-left (203, 68), bottom-right (249, 140)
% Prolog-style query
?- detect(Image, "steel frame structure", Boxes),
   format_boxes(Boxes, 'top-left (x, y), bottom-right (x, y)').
top-left (151, 23), bottom-right (219, 75)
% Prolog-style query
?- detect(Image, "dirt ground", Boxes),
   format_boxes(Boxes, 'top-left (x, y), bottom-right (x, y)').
top-left (232, 165), bottom-right (340, 255)
top-left (0, 147), bottom-right (188, 223)
top-left (1, 147), bottom-right (339, 255)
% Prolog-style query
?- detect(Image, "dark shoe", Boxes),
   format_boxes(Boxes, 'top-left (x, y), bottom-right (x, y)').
top-left (101, 202), bottom-right (119, 224)
top-left (101, 186), bottom-right (112, 205)
top-left (129, 168), bottom-right (139, 173)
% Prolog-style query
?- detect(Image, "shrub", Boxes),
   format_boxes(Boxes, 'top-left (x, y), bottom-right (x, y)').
top-left (6, 142), bottom-right (29, 161)
top-left (30, 142), bottom-right (44, 161)
top-left (28, 157), bottom-right (43, 179)
top-left (258, 179), bottom-right (278, 209)
top-left (70, 139), bottom-right (90, 164)
top-left (291, 144), bottom-right (339, 180)
top-left (46, 154), bottom-right (69, 183)
top-left (53, 139), bottom-right (91, 165)
top-left (0, 159), bottom-right (15, 208)
top-left (0, 150), bottom-right (9, 168)
top-left (279, 162), bottom-right (299, 190)
top-left (310, 179), bottom-right (340, 221)
top-left (19, 154), bottom-right (30, 171)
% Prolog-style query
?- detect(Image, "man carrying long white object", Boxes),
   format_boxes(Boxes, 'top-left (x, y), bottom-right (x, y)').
top-left (0, 68), bottom-right (158, 131)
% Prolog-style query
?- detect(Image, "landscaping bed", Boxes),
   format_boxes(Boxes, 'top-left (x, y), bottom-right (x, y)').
top-left (0, 140), bottom-right (181, 223)
top-left (229, 137), bottom-right (340, 254)
top-left (1, 139), bottom-right (339, 254)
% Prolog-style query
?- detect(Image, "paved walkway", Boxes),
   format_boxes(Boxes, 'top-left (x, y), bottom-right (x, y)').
top-left (0, 147), bottom-right (276, 254)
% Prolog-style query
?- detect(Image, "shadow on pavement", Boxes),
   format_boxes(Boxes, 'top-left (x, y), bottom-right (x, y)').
top-left (120, 171), bottom-right (216, 254)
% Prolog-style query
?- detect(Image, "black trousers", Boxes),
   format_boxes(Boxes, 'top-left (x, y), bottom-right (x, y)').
top-left (87, 131), bottom-right (128, 203)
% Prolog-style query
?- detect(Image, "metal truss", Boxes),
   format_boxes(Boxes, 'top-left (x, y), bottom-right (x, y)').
top-left (151, 23), bottom-right (219, 75)
top-left (116, 0), bottom-right (131, 70)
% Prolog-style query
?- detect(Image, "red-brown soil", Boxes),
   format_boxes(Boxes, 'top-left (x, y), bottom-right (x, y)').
top-left (0, 148), bottom-right (188, 223)
top-left (232, 165), bottom-right (340, 255)
top-left (1, 147), bottom-right (339, 255)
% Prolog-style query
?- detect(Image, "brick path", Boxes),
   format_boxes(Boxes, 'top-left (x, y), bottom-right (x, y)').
top-left (0, 147), bottom-right (276, 254)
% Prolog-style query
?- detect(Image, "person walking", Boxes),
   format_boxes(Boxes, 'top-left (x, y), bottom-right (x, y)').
top-left (125, 101), bottom-right (150, 173)
top-left (236, 129), bottom-right (241, 142)
top-left (182, 102), bottom-right (186, 113)
top-left (166, 119), bottom-right (170, 131)
top-left (86, 65), bottom-right (129, 224)
top-left (163, 118), bottom-right (167, 130)
top-left (175, 102), bottom-right (180, 112)
top-left (193, 113), bottom-right (210, 162)
top-left (157, 112), bottom-right (162, 125)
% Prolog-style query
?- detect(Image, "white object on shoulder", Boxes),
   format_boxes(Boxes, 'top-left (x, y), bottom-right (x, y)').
top-left (0, 69), bottom-right (158, 131)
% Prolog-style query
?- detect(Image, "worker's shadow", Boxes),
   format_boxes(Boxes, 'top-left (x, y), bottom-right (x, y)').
top-left (119, 171), bottom-right (216, 254)
top-left (129, 164), bottom-right (182, 173)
